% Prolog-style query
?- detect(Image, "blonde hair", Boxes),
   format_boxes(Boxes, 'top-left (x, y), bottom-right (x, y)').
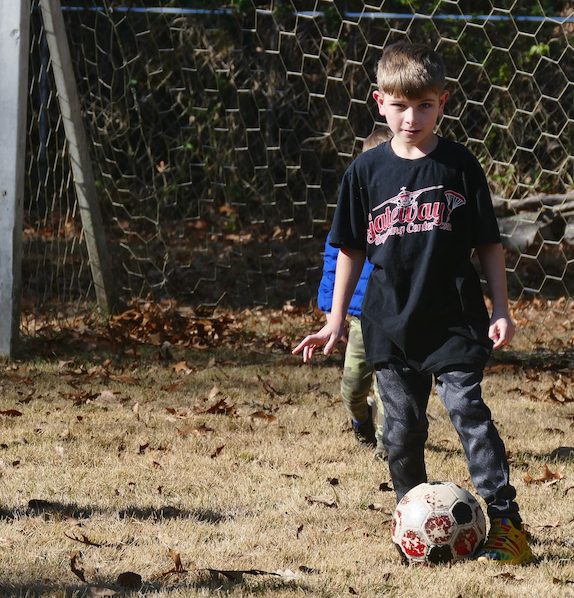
top-left (376, 42), bottom-right (445, 98)
top-left (362, 127), bottom-right (393, 152)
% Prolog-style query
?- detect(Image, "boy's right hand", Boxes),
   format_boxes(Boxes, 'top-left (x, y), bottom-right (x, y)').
top-left (292, 318), bottom-right (347, 363)
top-left (325, 312), bottom-right (349, 343)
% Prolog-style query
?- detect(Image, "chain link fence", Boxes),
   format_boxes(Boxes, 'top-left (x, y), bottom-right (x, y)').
top-left (23, 0), bottom-right (574, 354)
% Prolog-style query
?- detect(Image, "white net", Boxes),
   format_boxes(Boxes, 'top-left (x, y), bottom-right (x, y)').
top-left (23, 0), bottom-right (574, 355)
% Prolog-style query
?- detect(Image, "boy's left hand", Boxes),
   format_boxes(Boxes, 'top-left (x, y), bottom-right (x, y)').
top-left (489, 314), bottom-right (515, 348)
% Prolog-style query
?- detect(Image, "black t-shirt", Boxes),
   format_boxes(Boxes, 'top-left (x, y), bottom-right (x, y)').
top-left (330, 137), bottom-right (501, 374)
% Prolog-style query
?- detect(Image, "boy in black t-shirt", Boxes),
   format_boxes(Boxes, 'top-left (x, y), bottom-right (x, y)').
top-left (293, 42), bottom-right (534, 565)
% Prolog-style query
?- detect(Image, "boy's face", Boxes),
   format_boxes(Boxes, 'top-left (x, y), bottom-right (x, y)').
top-left (372, 90), bottom-right (449, 156)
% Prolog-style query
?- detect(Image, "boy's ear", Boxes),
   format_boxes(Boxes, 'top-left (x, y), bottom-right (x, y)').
top-left (373, 90), bottom-right (385, 116)
top-left (438, 90), bottom-right (449, 115)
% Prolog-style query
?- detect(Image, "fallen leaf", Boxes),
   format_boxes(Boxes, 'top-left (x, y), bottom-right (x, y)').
top-left (492, 572), bottom-right (524, 580)
top-left (163, 381), bottom-right (185, 391)
top-left (59, 358), bottom-right (77, 368)
top-left (525, 463), bottom-right (566, 485)
top-left (201, 398), bottom-right (235, 416)
top-left (177, 424), bottom-right (212, 436)
top-left (305, 495), bottom-right (337, 508)
top-left (166, 407), bottom-right (187, 418)
top-left (70, 551), bottom-right (86, 582)
top-left (168, 549), bottom-right (185, 572)
top-left (211, 445), bottom-right (224, 459)
top-left (250, 411), bottom-right (278, 424)
top-left (171, 361), bottom-right (191, 374)
top-left (64, 531), bottom-right (103, 547)
top-left (535, 520), bottom-right (561, 528)
top-left (208, 385), bottom-right (220, 400)
top-left (0, 410), bottom-right (23, 417)
top-left (256, 374), bottom-right (284, 396)
top-left (108, 374), bottom-right (138, 384)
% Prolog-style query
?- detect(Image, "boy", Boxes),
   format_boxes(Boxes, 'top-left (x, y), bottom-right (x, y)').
top-left (293, 42), bottom-right (533, 565)
top-left (318, 127), bottom-right (392, 460)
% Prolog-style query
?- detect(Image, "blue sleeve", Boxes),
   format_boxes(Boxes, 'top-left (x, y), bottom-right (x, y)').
top-left (318, 231), bottom-right (375, 316)
top-left (317, 232), bottom-right (339, 313)
top-left (347, 260), bottom-right (374, 317)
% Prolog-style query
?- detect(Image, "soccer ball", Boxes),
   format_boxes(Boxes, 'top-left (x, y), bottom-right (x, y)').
top-left (392, 481), bottom-right (486, 565)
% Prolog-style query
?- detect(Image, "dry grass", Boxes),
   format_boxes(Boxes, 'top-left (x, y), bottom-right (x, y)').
top-left (1, 328), bottom-right (574, 598)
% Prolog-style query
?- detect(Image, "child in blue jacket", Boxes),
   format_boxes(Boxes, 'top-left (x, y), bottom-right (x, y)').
top-left (318, 127), bottom-right (392, 460)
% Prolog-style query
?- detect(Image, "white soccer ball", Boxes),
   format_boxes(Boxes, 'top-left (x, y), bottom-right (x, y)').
top-left (391, 481), bottom-right (486, 564)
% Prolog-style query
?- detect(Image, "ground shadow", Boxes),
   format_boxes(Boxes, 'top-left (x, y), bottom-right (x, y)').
top-left (0, 500), bottom-right (228, 525)
top-left (0, 570), bottom-right (306, 597)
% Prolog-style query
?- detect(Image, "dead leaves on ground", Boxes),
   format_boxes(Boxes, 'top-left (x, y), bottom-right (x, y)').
top-left (176, 423), bottom-right (213, 437)
top-left (64, 531), bottom-right (125, 550)
top-left (249, 411), bottom-right (278, 424)
top-left (166, 548), bottom-right (185, 573)
top-left (305, 494), bottom-right (337, 508)
top-left (142, 547), bottom-right (302, 587)
top-left (524, 463), bottom-right (566, 486)
top-left (70, 551), bottom-right (86, 582)
top-left (26, 301), bottom-right (314, 358)
top-left (168, 393), bottom-right (279, 427)
top-left (69, 551), bottom-right (141, 594)
top-left (24, 532), bottom-right (323, 592)
top-left (0, 409), bottom-right (24, 417)
top-left (508, 385), bottom-right (574, 405)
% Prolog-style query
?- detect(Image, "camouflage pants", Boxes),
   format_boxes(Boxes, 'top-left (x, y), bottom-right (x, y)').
top-left (341, 316), bottom-right (384, 442)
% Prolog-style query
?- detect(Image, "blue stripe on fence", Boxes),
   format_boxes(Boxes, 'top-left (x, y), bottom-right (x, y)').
top-left (57, 6), bottom-right (574, 23)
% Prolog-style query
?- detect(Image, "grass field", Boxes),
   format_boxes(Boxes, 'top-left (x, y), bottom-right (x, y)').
top-left (1, 303), bottom-right (574, 597)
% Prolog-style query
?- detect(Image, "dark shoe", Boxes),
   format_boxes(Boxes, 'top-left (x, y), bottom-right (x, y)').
top-left (352, 405), bottom-right (376, 448)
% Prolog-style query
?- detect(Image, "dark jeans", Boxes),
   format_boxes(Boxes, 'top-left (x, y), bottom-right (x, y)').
top-left (376, 363), bottom-right (520, 522)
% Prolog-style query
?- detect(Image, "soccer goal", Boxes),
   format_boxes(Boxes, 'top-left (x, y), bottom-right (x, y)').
top-left (6, 1), bottom-right (574, 361)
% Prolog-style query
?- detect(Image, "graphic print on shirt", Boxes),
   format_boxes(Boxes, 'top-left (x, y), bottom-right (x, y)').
top-left (367, 185), bottom-right (466, 246)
